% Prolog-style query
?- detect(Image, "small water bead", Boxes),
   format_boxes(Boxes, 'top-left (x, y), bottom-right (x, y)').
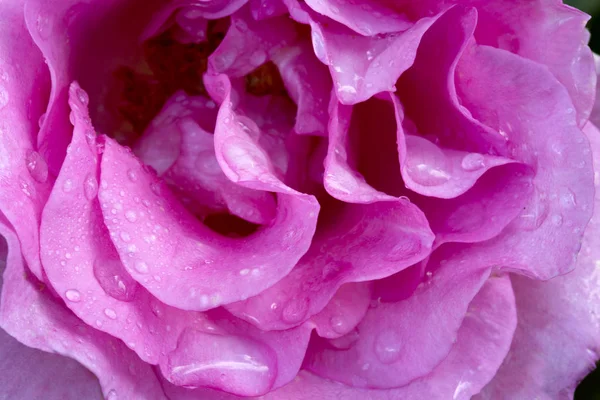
top-left (135, 260), bottom-right (149, 274)
top-left (25, 150), bottom-right (49, 183)
top-left (76, 87), bottom-right (89, 105)
top-left (65, 289), bottom-right (81, 302)
top-left (330, 316), bottom-right (346, 334)
top-left (125, 210), bottom-right (137, 222)
top-left (120, 232), bottom-right (131, 242)
top-left (105, 389), bottom-right (118, 400)
top-left (62, 178), bottom-right (74, 193)
top-left (460, 153), bottom-right (485, 172)
top-left (373, 329), bottom-right (403, 364)
top-left (551, 214), bottom-right (563, 227)
top-left (104, 308), bottom-right (117, 319)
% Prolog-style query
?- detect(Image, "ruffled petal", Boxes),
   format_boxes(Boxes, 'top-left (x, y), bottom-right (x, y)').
top-left (255, 274), bottom-right (516, 399)
top-left (303, 244), bottom-right (496, 388)
top-left (226, 197), bottom-right (433, 330)
top-left (284, 0), bottom-right (441, 104)
top-left (135, 91), bottom-right (276, 224)
top-left (98, 76), bottom-right (318, 311)
top-left (1, 216), bottom-right (166, 399)
top-left (0, 0), bottom-right (51, 279)
top-left (474, 122), bottom-right (600, 399)
top-left (303, 0), bottom-right (412, 36)
top-left (456, 44), bottom-right (594, 279)
top-left (465, 0), bottom-right (596, 127)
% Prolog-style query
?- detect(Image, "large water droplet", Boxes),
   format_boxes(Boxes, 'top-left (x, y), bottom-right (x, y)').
top-left (404, 136), bottom-right (451, 186)
top-left (105, 389), bottom-right (118, 400)
top-left (516, 188), bottom-right (548, 231)
top-left (166, 329), bottom-right (277, 396)
top-left (25, 150), bottom-right (49, 183)
top-left (83, 174), bottom-right (98, 200)
top-left (36, 14), bottom-right (52, 39)
top-left (460, 153), bottom-right (485, 172)
top-left (65, 289), bottom-right (81, 302)
top-left (281, 297), bottom-right (310, 324)
top-left (374, 329), bottom-right (402, 364)
top-left (75, 87), bottom-right (89, 105)
top-left (93, 258), bottom-right (139, 302)
top-left (330, 316), bottom-right (347, 334)
top-left (104, 308), bottom-right (118, 319)
top-left (135, 260), bottom-right (149, 274)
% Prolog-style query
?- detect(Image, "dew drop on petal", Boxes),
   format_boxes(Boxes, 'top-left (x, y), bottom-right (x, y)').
top-left (25, 150), bottom-right (48, 183)
top-left (374, 329), bottom-right (402, 364)
top-left (65, 289), bottom-right (81, 302)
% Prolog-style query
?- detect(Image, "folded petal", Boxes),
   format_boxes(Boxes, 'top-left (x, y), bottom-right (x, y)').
top-left (1, 216), bottom-right (166, 399)
top-left (226, 197), bottom-right (433, 331)
top-left (99, 76), bottom-right (318, 311)
top-left (474, 122), bottom-right (600, 399)
top-left (0, 0), bottom-right (51, 279)
top-left (456, 44), bottom-right (594, 279)
top-left (303, 243), bottom-right (496, 388)
top-left (258, 273), bottom-right (516, 399)
top-left (284, 0), bottom-right (441, 104)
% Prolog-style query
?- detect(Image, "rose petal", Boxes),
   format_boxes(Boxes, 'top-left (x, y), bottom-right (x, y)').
top-left (256, 274), bottom-right (516, 399)
top-left (456, 44), bottom-right (594, 279)
top-left (303, 244), bottom-right (496, 388)
top-left (303, 0), bottom-right (412, 36)
top-left (0, 0), bottom-right (51, 281)
top-left (283, 0), bottom-right (442, 105)
top-left (465, 0), bottom-right (596, 127)
top-left (226, 197), bottom-right (434, 331)
top-left (135, 91), bottom-right (276, 224)
top-left (208, 6), bottom-right (298, 78)
top-left (249, 0), bottom-right (288, 20)
top-left (1, 216), bottom-right (166, 399)
top-left (474, 122), bottom-right (600, 399)
top-left (272, 41), bottom-right (332, 136)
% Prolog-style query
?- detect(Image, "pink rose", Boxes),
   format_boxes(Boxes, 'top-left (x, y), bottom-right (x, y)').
top-left (1, 0), bottom-right (599, 399)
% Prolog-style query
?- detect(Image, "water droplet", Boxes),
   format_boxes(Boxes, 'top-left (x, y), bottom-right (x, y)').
top-left (249, 50), bottom-right (266, 67)
top-left (83, 174), bottom-right (98, 200)
top-left (559, 189), bottom-right (576, 209)
top-left (38, 113), bottom-right (46, 128)
top-left (551, 214), bottom-right (563, 227)
top-left (239, 269), bottom-right (250, 276)
top-left (65, 289), bottom-right (81, 302)
top-left (127, 169), bottom-right (138, 182)
top-left (104, 308), bottom-right (117, 319)
top-left (374, 329), bottom-right (402, 364)
top-left (404, 136), bottom-right (451, 186)
top-left (62, 179), bottom-right (74, 193)
top-left (120, 232), bottom-right (131, 242)
top-left (166, 329), bottom-right (276, 396)
top-left (105, 389), bottom-right (118, 400)
top-left (125, 211), bottom-right (137, 222)
top-left (282, 297), bottom-right (310, 324)
top-left (36, 15), bottom-right (51, 39)
top-left (75, 87), bottom-right (89, 105)
top-left (135, 260), bottom-right (149, 274)
top-left (93, 258), bottom-right (139, 302)
top-left (25, 150), bottom-right (48, 183)
top-left (330, 316), bottom-right (346, 334)
top-left (460, 153), bottom-right (485, 172)
top-left (516, 188), bottom-right (549, 231)
top-left (0, 87), bottom-right (8, 109)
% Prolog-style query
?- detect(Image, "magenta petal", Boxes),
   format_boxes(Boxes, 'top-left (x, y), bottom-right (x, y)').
top-left (99, 78), bottom-right (318, 310)
top-left (303, 0), bottom-right (412, 36)
top-left (0, 1), bottom-right (51, 280)
top-left (475, 123), bottom-right (600, 399)
top-left (1, 220), bottom-right (166, 399)
top-left (208, 7), bottom-right (298, 78)
top-left (415, 164), bottom-right (534, 247)
top-left (284, 0), bottom-right (440, 105)
top-left (310, 282), bottom-right (371, 339)
top-left (249, 0), bottom-right (288, 20)
top-left (273, 41), bottom-right (332, 136)
top-left (226, 198), bottom-right (433, 331)
top-left (135, 92), bottom-right (276, 224)
top-left (261, 275), bottom-right (516, 399)
top-left (456, 44), bottom-right (594, 279)
top-left (303, 244), bottom-right (495, 388)
top-left (0, 328), bottom-right (103, 400)
top-left (468, 0), bottom-right (595, 127)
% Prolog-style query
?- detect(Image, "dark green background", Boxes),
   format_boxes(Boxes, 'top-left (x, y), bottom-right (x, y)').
top-left (567, 1), bottom-right (599, 398)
